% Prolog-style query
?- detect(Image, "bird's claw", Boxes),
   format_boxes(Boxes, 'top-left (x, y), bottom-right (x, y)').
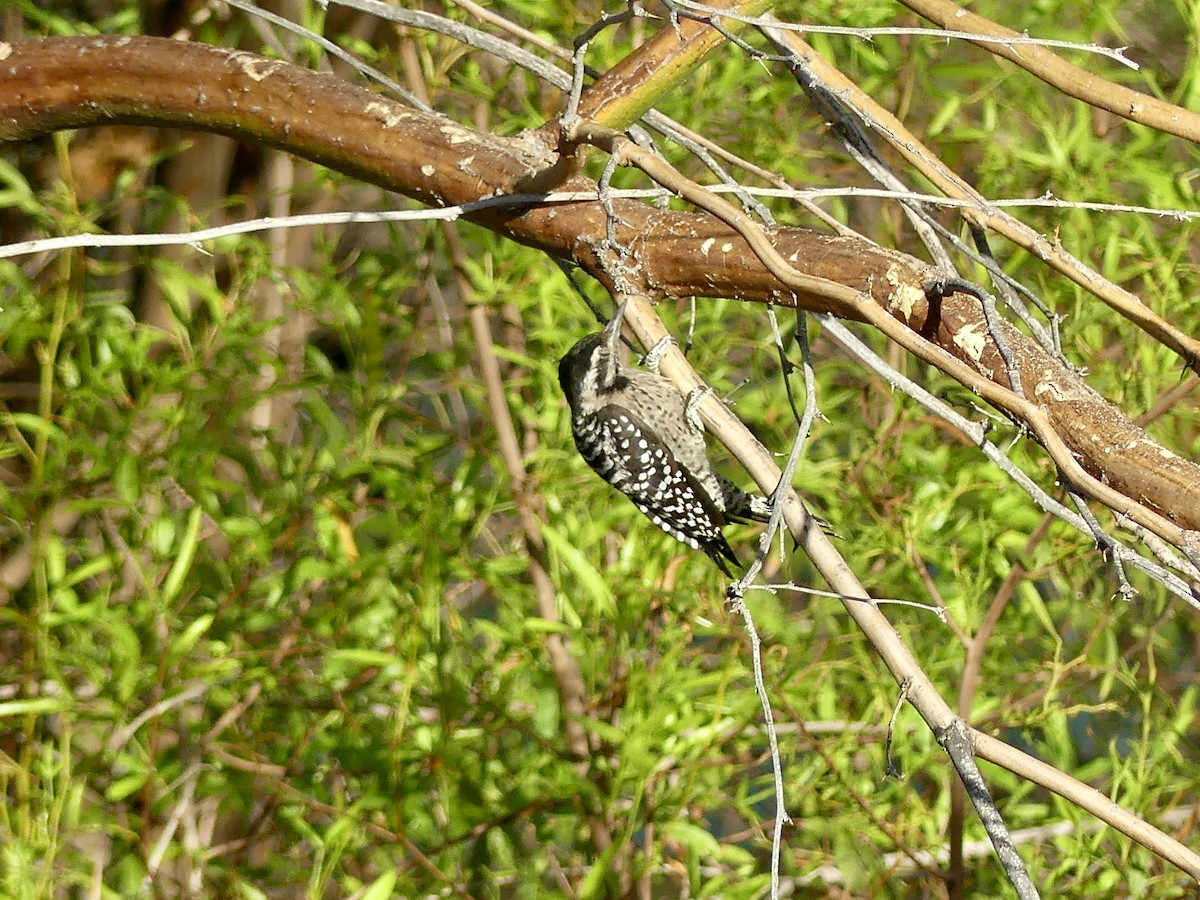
top-left (640, 333), bottom-right (677, 374)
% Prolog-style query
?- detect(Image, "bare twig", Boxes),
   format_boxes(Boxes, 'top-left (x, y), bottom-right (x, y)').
top-left (896, 0), bottom-right (1200, 141)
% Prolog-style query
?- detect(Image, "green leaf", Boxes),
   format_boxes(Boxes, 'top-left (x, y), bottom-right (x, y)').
top-left (358, 871), bottom-right (397, 900)
top-left (161, 506), bottom-right (203, 604)
top-left (171, 614), bottom-right (214, 658)
top-left (541, 522), bottom-right (613, 614)
top-left (521, 616), bottom-right (571, 634)
top-left (3, 412), bottom-right (66, 444)
top-left (0, 697), bottom-right (70, 717)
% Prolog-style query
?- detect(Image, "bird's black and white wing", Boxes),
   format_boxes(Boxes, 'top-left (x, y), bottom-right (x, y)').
top-left (574, 404), bottom-right (740, 573)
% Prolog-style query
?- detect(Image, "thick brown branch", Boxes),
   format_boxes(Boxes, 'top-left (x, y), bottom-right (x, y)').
top-left (0, 37), bottom-right (880, 310)
top-left (2, 35), bottom-right (1198, 537)
top-left (894, 290), bottom-right (1200, 536)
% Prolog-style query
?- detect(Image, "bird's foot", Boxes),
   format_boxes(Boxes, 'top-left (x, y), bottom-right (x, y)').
top-left (640, 333), bottom-right (677, 374)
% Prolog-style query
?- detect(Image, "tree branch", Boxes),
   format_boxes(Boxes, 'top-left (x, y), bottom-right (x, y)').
top-left (2, 35), bottom-right (1198, 551)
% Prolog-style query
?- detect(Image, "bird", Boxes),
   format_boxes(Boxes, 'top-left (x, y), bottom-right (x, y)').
top-left (558, 307), bottom-right (770, 575)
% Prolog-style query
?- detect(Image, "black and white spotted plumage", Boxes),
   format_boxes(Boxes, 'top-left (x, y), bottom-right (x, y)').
top-left (558, 318), bottom-right (769, 575)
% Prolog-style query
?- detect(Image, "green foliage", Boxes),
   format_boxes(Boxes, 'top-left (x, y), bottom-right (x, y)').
top-left (2, 0), bottom-right (1199, 897)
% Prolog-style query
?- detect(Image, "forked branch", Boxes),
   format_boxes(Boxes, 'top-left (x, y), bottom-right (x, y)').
top-left (2, 36), bottom-right (1198, 567)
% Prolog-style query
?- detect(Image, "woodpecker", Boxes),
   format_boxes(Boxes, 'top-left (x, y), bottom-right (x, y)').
top-left (558, 308), bottom-right (770, 575)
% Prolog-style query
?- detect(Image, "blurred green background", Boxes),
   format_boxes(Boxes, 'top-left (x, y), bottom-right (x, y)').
top-left (1, 1), bottom-right (1199, 896)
